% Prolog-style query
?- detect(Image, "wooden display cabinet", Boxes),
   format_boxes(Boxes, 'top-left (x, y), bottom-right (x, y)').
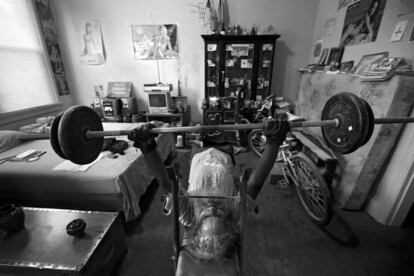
top-left (202, 34), bottom-right (280, 134)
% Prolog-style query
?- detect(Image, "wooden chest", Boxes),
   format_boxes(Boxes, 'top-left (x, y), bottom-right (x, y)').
top-left (0, 208), bottom-right (127, 275)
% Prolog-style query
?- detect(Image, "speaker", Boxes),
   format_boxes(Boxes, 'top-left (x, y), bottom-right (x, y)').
top-left (102, 98), bottom-right (122, 122)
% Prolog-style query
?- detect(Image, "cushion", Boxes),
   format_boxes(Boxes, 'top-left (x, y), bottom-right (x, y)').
top-left (0, 131), bottom-right (28, 154)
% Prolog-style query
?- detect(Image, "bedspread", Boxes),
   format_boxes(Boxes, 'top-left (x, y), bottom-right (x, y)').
top-left (0, 122), bottom-right (175, 221)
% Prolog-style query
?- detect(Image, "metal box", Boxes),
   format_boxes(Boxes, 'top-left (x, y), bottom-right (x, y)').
top-left (0, 208), bottom-right (127, 275)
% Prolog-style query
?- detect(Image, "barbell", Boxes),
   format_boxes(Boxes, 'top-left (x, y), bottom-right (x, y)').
top-left (49, 92), bottom-right (414, 164)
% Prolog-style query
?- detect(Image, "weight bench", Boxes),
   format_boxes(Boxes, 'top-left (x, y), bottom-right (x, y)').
top-left (166, 166), bottom-right (250, 276)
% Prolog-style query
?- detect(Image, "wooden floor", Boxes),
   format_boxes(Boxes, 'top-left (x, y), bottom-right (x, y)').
top-left (118, 149), bottom-right (414, 276)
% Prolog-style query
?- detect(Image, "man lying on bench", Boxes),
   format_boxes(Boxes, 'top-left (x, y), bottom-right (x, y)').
top-left (128, 113), bottom-right (290, 275)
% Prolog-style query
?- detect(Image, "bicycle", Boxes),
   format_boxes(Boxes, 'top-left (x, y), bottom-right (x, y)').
top-left (248, 128), bottom-right (333, 227)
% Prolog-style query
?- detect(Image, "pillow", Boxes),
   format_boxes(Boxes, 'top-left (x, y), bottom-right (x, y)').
top-left (0, 131), bottom-right (29, 154)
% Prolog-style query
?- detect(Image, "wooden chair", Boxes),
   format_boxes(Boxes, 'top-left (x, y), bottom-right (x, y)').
top-left (166, 166), bottom-right (251, 276)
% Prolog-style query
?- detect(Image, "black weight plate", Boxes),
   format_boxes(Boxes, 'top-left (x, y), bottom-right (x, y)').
top-left (321, 92), bottom-right (369, 154)
top-left (49, 113), bottom-right (66, 159)
top-left (58, 106), bottom-right (104, 165)
top-left (359, 98), bottom-right (375, 147)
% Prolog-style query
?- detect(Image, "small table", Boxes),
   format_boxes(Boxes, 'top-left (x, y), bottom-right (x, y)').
top-left (144, 112), bottom-right (185, 126)
top-left (0, 208), bottom-right (127, 275)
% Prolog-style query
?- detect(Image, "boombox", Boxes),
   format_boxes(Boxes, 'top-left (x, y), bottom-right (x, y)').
top-left (97, 97), bottom-right (137, 122)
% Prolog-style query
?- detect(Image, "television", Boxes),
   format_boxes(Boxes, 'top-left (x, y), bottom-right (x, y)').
top-left (147, 91), bottom-right (172, 113)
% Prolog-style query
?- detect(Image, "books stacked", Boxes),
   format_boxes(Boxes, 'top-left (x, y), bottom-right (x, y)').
top-left (360, 57), bottom-right (408, 81)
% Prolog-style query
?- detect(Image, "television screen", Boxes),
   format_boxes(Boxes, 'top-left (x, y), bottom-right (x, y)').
top-left (149, 94), bottom-right (167, 107)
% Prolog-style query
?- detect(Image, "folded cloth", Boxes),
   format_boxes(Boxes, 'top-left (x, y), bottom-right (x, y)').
top-left (0, 131), bottom-right (29, 154)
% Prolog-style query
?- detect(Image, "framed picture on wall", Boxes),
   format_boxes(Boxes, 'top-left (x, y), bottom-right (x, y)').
top-left (340, 0), bottom-right (387, 47)
top-left (131, 24), bottom-right (178, 60)
top-left (354, 52), bottom-right (389, 75)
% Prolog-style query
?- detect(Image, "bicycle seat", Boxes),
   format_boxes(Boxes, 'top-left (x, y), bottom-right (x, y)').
top-left (286, 112), bottom-right (306, 122)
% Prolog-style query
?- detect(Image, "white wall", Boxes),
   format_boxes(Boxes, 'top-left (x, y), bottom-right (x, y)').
top-left (311, 0), bottom-right (414, 65)
top-left (226, 0), bottom-right (320, 104)
top-left (51, 0), bottom-right (320, 122)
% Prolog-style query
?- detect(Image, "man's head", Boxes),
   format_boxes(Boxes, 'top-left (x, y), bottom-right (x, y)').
top-left (187, 148), bottom-right (239, 259)
top-left (190, 214), bottom-right (238, 260)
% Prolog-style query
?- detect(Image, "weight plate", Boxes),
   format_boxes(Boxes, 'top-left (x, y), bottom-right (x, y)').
top-left (359, 98), bottom-right (375, 147)
top-left (58, 106), bottom-right (104, 165)
top-left (49, 113), bottom-right (66, 159)
top-left (321, 92), bottom-right (369, 154)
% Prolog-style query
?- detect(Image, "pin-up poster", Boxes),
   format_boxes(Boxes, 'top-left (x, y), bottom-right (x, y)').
top-left (76, 19), bottom-right (105, 65)
top-left (131, 24), bottom-right (178, 60)
top-left (340, 0), bottom-right (387, 47)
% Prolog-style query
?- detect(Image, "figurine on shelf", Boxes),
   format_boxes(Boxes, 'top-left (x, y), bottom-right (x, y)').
top-left (250, 25), bottom-right (257, 35)
top-left (233, 25), bottom-right (242, 35)
top-left (202, 98), bottom-right (209, 109)
top-left (177, 69), bottom-right (182, 97)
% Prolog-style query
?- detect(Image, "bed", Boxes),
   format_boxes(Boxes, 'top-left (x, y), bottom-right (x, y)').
top-left (0, 122), bottom-right (175, 222)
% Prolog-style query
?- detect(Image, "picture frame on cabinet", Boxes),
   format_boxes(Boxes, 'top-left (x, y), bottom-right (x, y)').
top-left (241, 59), bottom-right (253, 68)
top-left (354, 52), bottom-right (389, 75)
top-left (327, 47), bottom-right (344, 67)
top-left (340, 60), bottom-right (354, 73)
top-left (410, 23), bottom-right (414, 41)
top-left (318, 48), bottom-right (329, 65)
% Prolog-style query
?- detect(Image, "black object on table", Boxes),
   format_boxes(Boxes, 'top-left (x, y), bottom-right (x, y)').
top-left (0, 207), bottom-right (127, 276)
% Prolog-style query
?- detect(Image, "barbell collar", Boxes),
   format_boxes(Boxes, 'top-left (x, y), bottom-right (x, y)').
top-left (84, 119), bottom-right (340, 139)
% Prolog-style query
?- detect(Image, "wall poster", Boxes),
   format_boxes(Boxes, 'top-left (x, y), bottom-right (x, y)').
top-left (338, 0), bottom-right (360, 10)
top-left (131, 24), bottom-right (178, 60)
top-left (398, 0), bottom-right (414, 17)
top-left (390, 20), bottom-right (408, 42)
top-left (340, 0), bottom-right (387, 47)
top-left (75, 19), bottom-right (105, 65)
top-left (35, 0), bottom-right (70, 96)
top-left (324, 17), bottom-right (337, 37)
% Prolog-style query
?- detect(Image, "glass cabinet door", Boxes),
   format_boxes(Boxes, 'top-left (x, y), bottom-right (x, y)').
top-left (256, 43), bottom-right (274, 100)
top-left (206, 43), bottom-right (221, 97)
top-left (223, 43), bottom-right (255, 99)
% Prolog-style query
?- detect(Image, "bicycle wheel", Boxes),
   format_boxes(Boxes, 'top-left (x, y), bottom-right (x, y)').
top-left (248, 129), bottom-right (266, 157)
top-left (289, 152), bottom-right (332, 226)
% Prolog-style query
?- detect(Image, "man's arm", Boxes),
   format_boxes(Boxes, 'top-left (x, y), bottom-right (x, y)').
top-left (129, 125), bottom-right (196, 227)
top-left (141, 150), bottom-right (172, 195)
top-left (247, 114), bottom-right (290, 199)
top-left (128, 124), bottom-right (172, 195)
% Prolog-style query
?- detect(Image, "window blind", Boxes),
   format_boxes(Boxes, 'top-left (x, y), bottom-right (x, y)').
top-left (0, 0), bottom-right (57, 113)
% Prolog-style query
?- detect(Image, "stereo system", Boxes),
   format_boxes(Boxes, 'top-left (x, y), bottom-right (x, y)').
top-left (92, 82), bottom-right (137, 122)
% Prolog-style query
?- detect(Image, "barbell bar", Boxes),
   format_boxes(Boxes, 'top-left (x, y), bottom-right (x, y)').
top-left (85, 117), bottom-right (414, 139)
top-left (374, 117), bottom-right (414, 124)
top-left (49, 92), bottom-right (414, 164)
top-left (85, 119), bottom-right (340, 139)
top-left (28, 117), bottom-right (413, 141)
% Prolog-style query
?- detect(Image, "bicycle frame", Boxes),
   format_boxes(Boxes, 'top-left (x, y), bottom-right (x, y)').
top-left (279, 136), bottom-right (301, 189)
top-left (249, 128), bottom-right (333, 226)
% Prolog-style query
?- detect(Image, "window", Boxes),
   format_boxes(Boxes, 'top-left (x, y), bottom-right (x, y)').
top-left (0, 0), bottom-right (58, 114)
